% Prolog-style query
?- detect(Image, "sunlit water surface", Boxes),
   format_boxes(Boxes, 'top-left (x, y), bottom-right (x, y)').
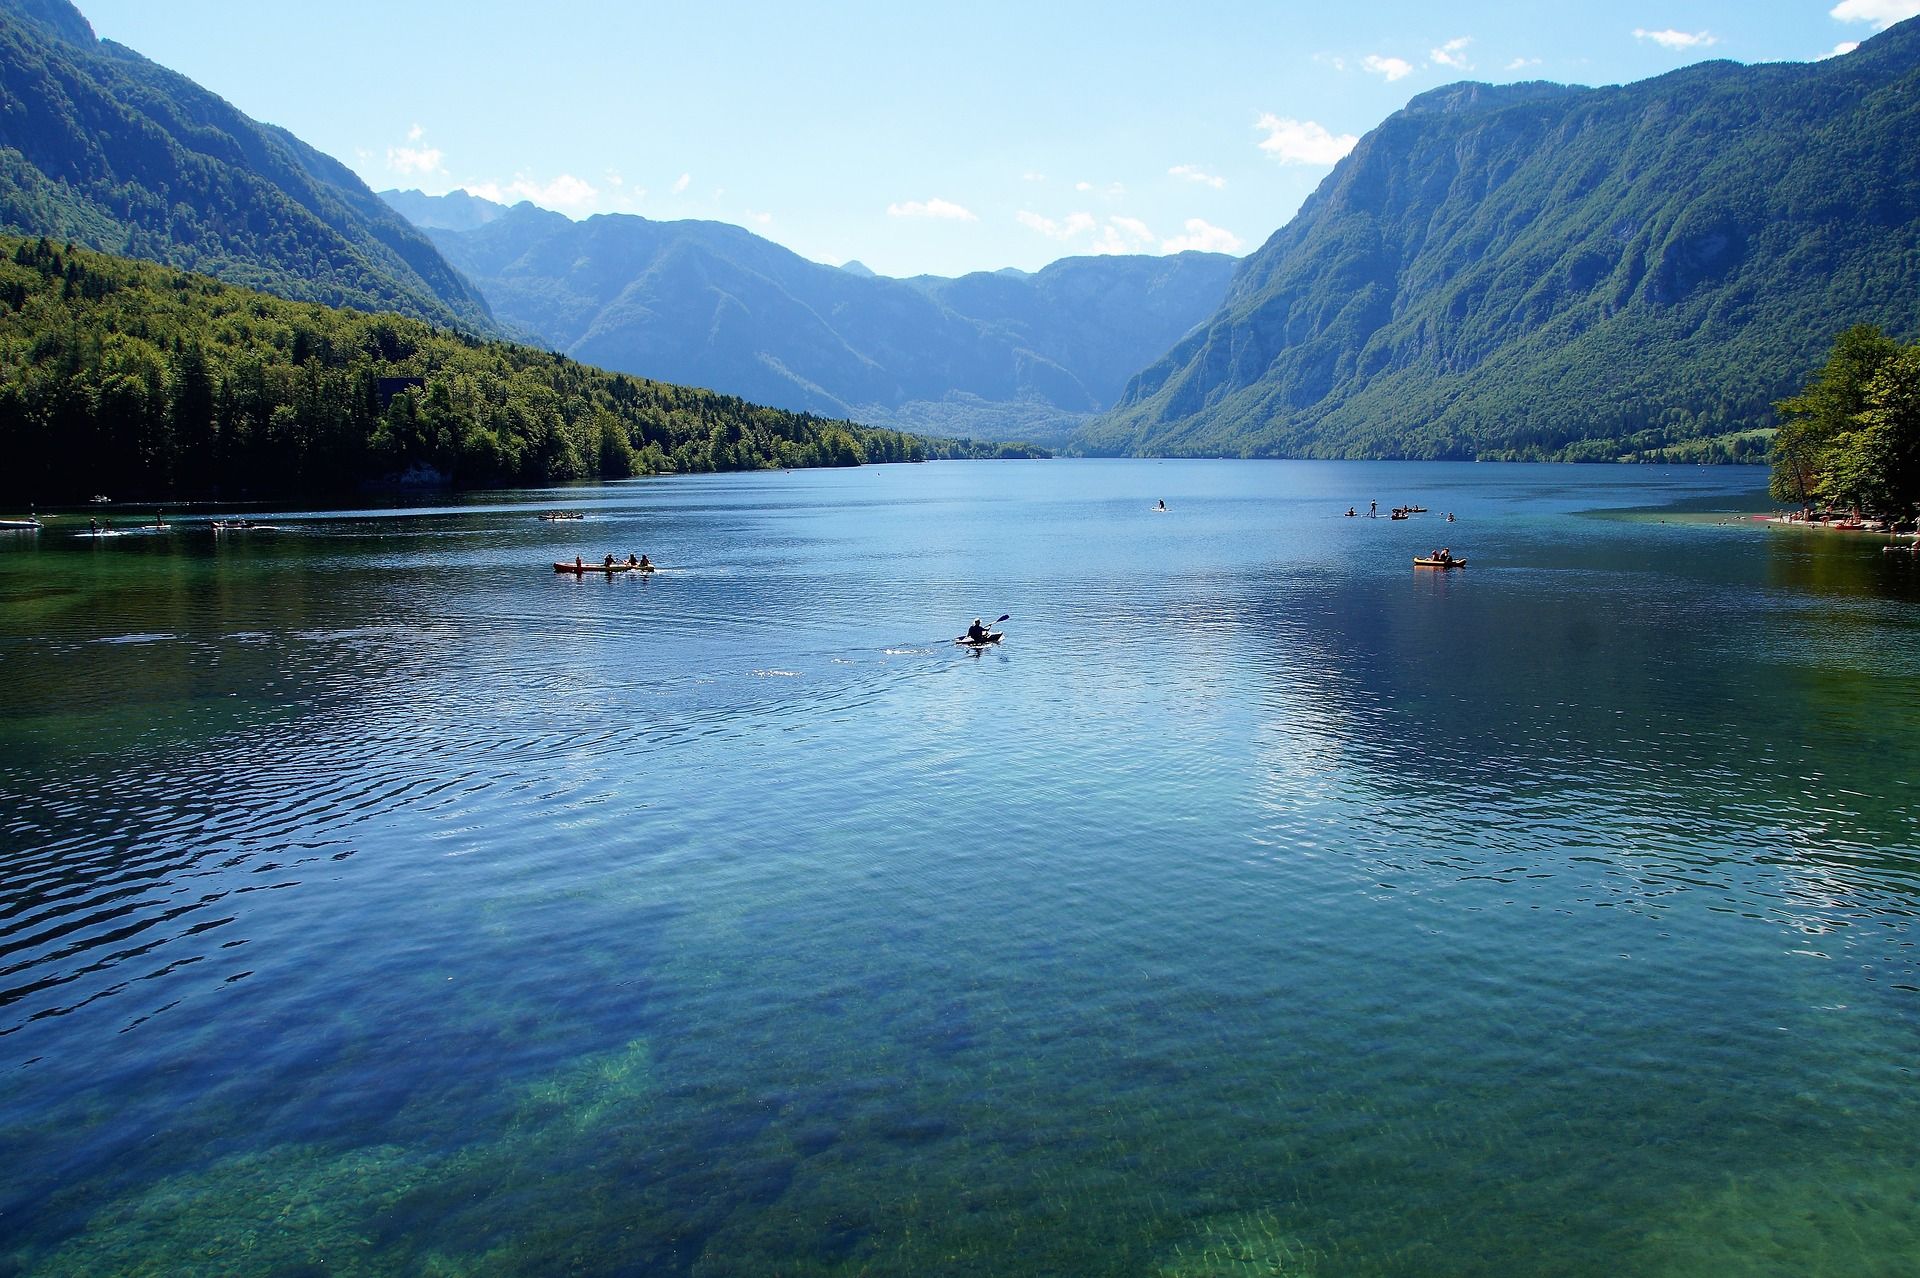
top-left (2, 460), bottom-right (1918, 1276)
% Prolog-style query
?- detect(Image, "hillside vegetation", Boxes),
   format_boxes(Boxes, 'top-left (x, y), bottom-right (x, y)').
top-left (0, 0), bottom-right (493, 332)
top-left (1088, 20), bottom-right (1920, 461)
top-left (0, 236), bottom-right (1040, 502)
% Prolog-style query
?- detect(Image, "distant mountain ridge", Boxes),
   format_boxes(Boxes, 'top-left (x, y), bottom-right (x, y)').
top-left (1087, 20), bottom-right (1920, 460)
top-left (0, 0), bottom-right (494, 332)
top-left (386, 191), bottom-right (1235, 444)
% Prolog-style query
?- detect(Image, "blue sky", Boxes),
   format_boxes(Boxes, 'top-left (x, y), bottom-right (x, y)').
top-left (76, 0), bottom-right (1920, 277)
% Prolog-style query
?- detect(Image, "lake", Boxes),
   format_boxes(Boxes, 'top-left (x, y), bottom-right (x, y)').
top-left (2, 459), bottom-right (1918, 1276)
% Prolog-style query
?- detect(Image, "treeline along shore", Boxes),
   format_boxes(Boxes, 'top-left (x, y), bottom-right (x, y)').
top-left (0, 236), bottom-right (1046, 503)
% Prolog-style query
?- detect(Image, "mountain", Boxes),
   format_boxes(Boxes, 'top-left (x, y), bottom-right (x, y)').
top-left (390, 193), bottom-right (1235, 444)
top-left (0, 0), bottom-right (494, 333)
top-left (381, 187), bottom-right (509, 233)
top-left (1088, 20), bottom-right (1920, 461)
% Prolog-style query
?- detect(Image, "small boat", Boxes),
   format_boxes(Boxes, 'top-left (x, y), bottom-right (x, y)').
top-left (1391, 511), bottom-right (1409, 520)
top-left (1406, 505), bottom-right (1428, 513)
top-left (538, 511), bottom-right (585, 522)
top-left (554, 560), bottom-right (654, 574)
top-left (1413, 557), bottom-right (1466, 568)
top-left (0, 518), bottom-right (42, 530)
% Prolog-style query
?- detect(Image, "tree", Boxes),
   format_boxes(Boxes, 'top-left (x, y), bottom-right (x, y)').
top-left (1769, 324), bottom-right (1900, 509)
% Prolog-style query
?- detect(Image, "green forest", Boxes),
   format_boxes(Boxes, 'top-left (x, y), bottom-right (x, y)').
top-left (1769, 323), bottom-right (1920, 520)
top-left (0, 236), bottom-right (1044, 502)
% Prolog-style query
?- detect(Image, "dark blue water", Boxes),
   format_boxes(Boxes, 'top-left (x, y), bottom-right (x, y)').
top-left (2, 460), bottom-right (1917, 1275)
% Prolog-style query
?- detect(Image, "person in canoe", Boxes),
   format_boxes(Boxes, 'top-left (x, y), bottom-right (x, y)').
top-left (573, 555), bottom-right (584, 570)
top-left (625, 553), bottom-right (639, 568)
top-left (603, 553), bottom-right (617, 569)
top-left (1345, 506), bottom-right (1356, 517)
top-left (638, 554), bottom-right (652, 571)
top-left (965, 618), bottom-right (991, 643)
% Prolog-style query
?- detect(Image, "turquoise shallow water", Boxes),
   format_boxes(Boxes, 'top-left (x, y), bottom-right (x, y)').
top-left (2, 459), bottom-right (1918, 1275)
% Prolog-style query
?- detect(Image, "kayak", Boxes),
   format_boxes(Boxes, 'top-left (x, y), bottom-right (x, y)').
top-left (554, 561), bottom-right (654, 574)
top-left (538, 512), bottom-right (584, 521)
top-left (1413, 557), bottom-right (1466, 568)
top-left (955, 632), bottom-right (1003, 647)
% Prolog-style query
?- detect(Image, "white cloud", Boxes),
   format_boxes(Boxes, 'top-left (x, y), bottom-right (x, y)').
top-left (1255, 114), bottom-right (1358, 166)
top-left (1017, 211), bottom-right (1155, 254)
top-left (1314, 52), bottom-right (1349, 72)
top-left (1169, 164), bottom-right (1226, 189)
top-left (1431, 37), bottom-right (1473, 69)
top-left (1506, 56), bottom-right (1543, 71)
top-left (1016, 209), bottom-right (1098, 240)
top-left (1022, 171), bottom-right (1047, 182)
top-left (406, 123), bottom-right (425, 142)
top-left (887, 197), bottom-right (978, 221)
top-left (671, 172), bottom-right (692, 195)
top-left (1161, 219), bottom-right (1243, 254)
top-left (466, 173), bottom-right (600, 211)
top-left (1074, 180), bottom-right (1125, 198)
top-left (746, 210), bottom-right (773, 226)
top-left (1830, 0), bottom-right (1920, 27)
top-left (1633, 28), bottom-right (1718, 50)
top-left (1819, 39), bottom-right (1863, 57)
top-left (1363, 54), bottom-right (1415, 80)
top-left (386, 144), bottom-right (444, 176)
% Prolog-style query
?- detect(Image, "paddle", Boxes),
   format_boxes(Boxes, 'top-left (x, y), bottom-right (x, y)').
top-left (957, 613), bottom-right (1011, 644)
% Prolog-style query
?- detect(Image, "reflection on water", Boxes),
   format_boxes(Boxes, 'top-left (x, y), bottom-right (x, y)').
top-left (2, 461), bottom-right (1918, 1275)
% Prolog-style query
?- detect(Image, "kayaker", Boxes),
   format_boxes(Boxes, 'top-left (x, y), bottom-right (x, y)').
top-left (965, 618), bottom-right (990, 643)
top-left (1157, 499), bottom-right (1166, 511)
top-left (1345, 507), bottom-right (1356, 517)
top-left (1446, 513), bottom-right (1455, 522)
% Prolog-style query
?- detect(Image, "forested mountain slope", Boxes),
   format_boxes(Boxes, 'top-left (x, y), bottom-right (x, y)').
top-left (0, 0), bottom-right (494, 333)
top-left (1087, 19), bottom-right (1920, 461)
top-left (0, 236), bottom-right (1035, 502)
